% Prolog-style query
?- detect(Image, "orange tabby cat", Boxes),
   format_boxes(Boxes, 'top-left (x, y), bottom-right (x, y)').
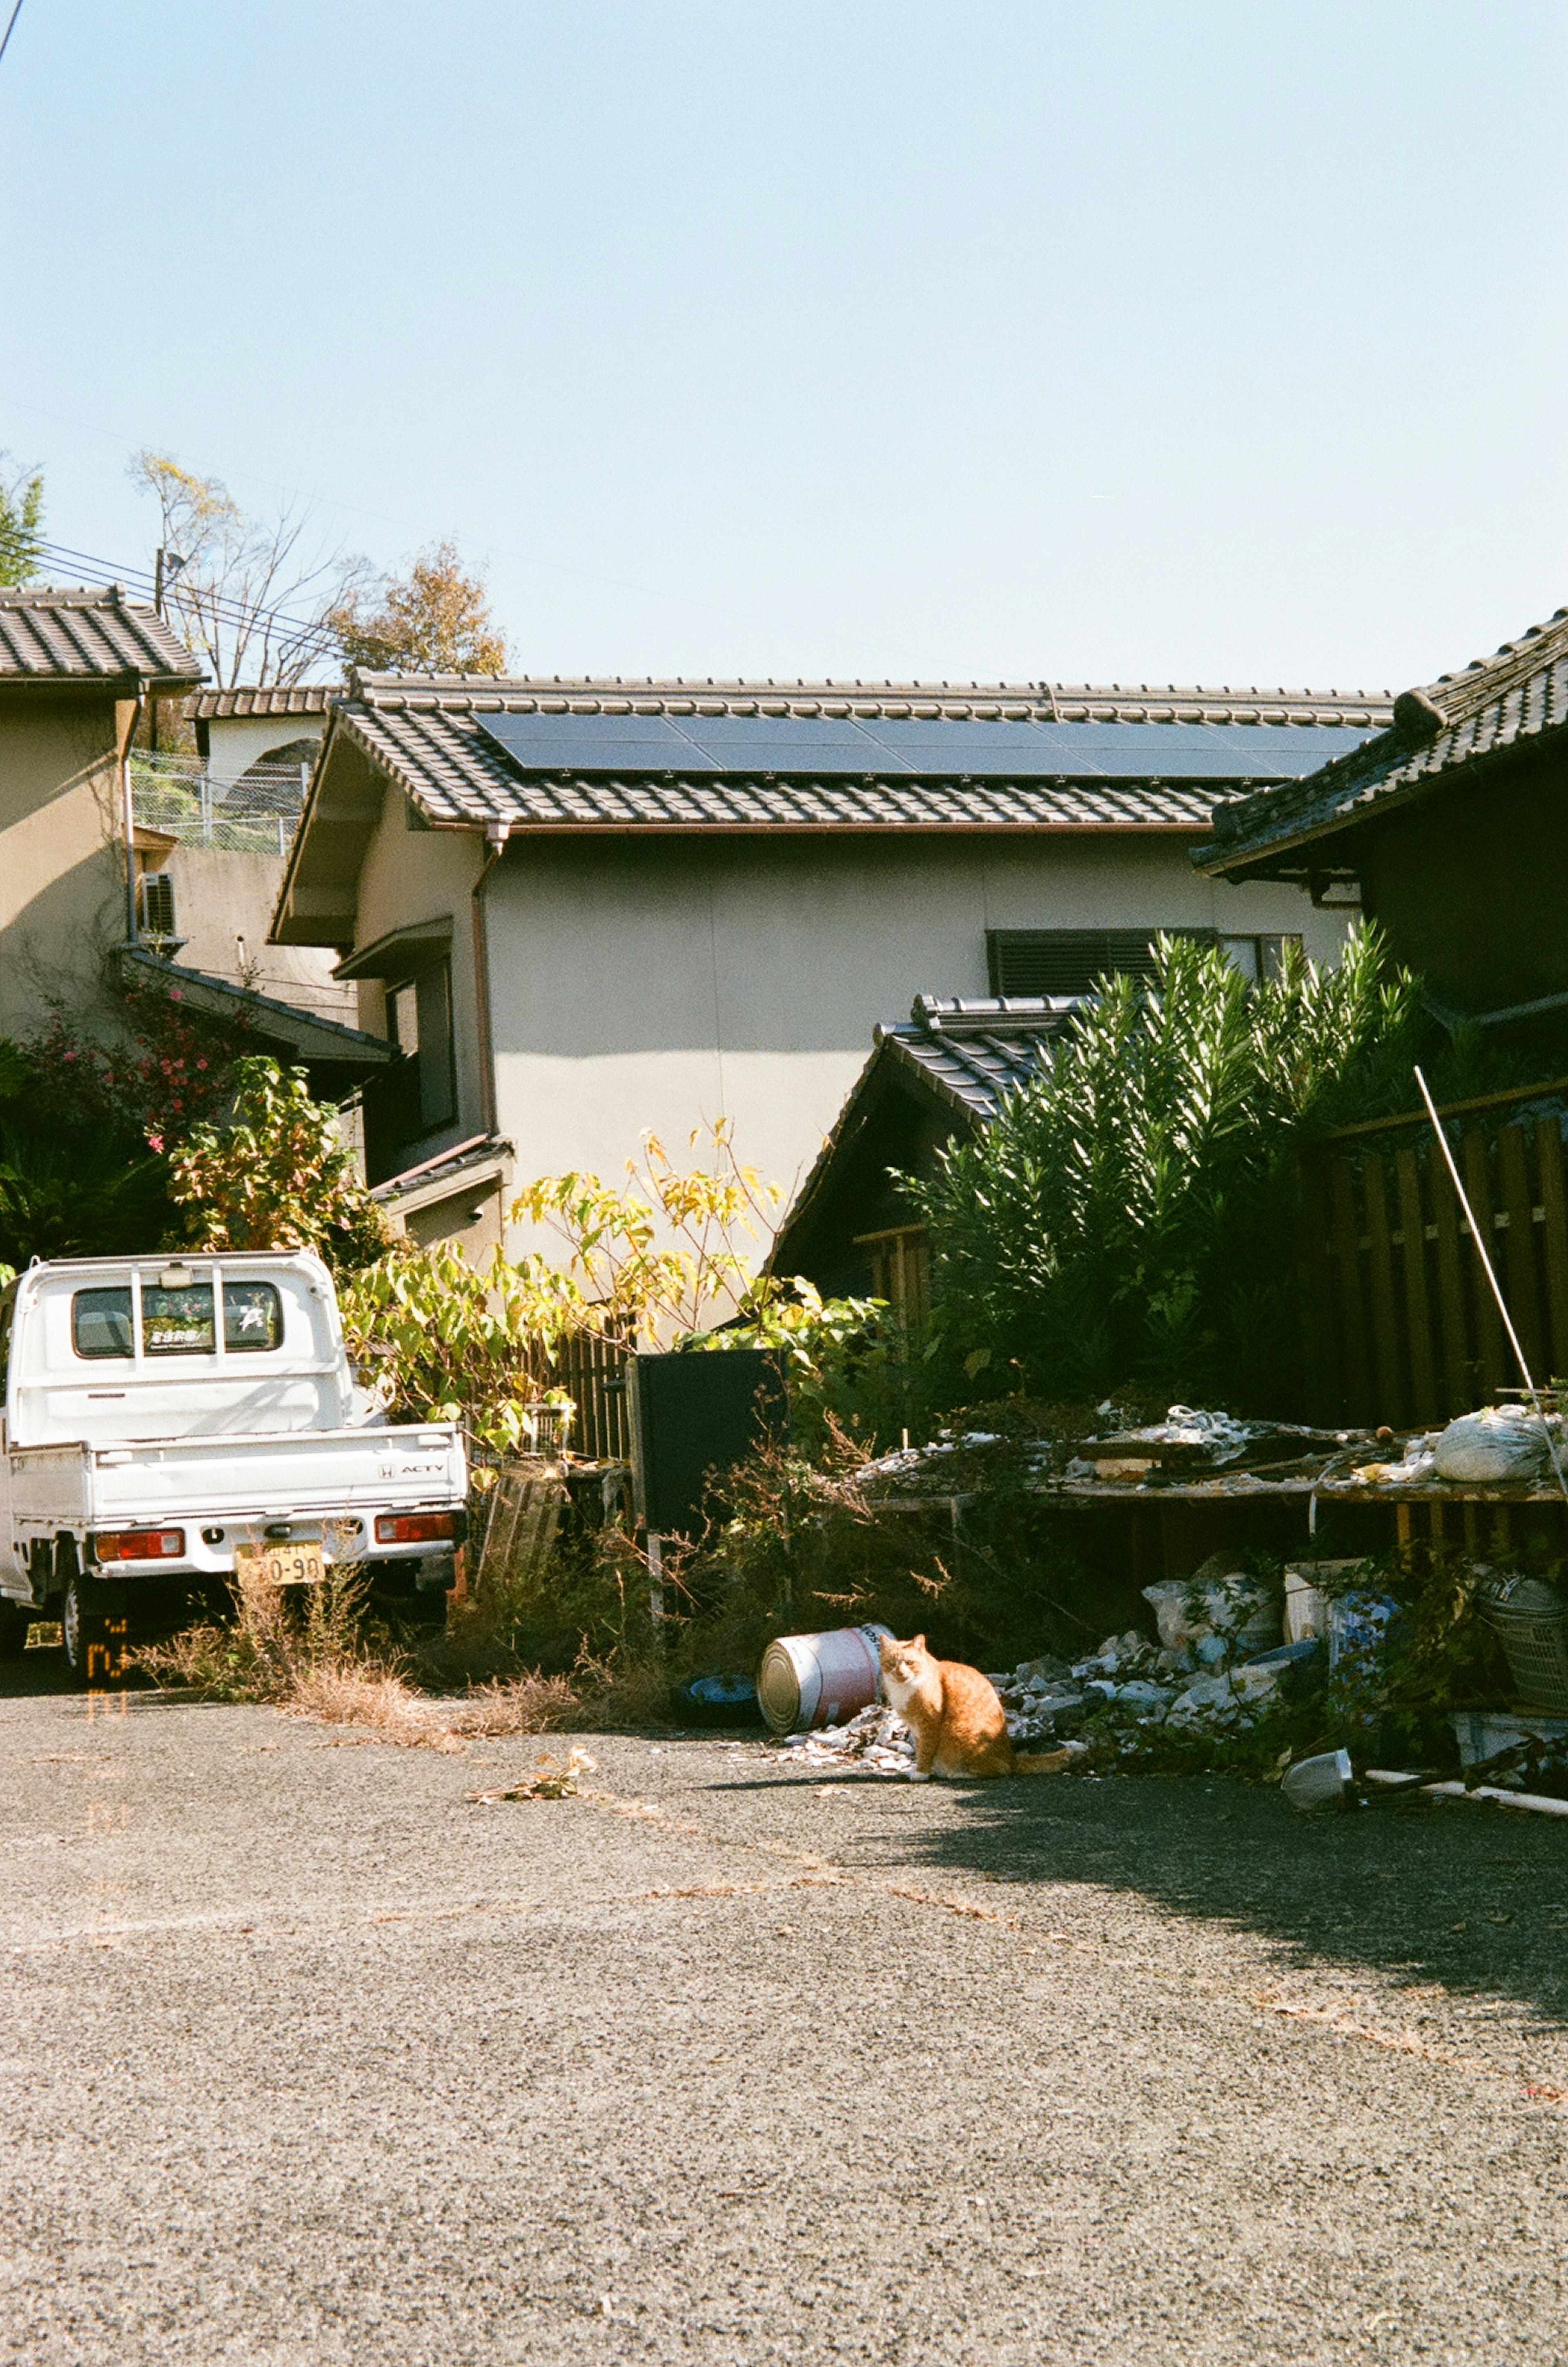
top-left (878, 1632), bottom-right (1071, 1780)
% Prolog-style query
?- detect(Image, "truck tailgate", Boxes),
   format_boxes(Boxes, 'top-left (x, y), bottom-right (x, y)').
top-left (82, 1424), bottom-right (466, 1523)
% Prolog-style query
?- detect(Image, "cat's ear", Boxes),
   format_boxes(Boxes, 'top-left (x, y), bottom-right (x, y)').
top-left (912, 1634), bottom-right (926, 1653)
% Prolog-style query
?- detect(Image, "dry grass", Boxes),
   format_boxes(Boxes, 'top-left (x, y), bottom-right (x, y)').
top-left (133, 1561), bottom-right (668, 1750)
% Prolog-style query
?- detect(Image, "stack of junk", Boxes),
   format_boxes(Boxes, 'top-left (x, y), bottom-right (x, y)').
top-left (754, 1402), bottom-right (1568, 1802)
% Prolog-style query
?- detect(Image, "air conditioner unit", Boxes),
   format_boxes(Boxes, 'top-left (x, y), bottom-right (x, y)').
top-left (136, 871), bottom-right (179, 942)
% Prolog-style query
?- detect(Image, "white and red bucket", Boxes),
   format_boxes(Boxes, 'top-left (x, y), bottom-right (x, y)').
top-left (755, 1623), bottom-right (892, 1736)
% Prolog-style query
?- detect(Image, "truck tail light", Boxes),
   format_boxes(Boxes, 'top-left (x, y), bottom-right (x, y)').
top-left (374, 1512), bottom-right (456, 1546)
top-left (92, 1528), bottom-right (186, 1563)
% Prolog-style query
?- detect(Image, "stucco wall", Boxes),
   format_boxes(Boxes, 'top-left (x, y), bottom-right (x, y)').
top-left (0, 695), bottom-right (131, 1040)
top-left (484, 831), bottom-right (1350, 1213)
top-left (161, 842), bottom-right (355, 1019)
top-left (203, 713), bottom-right (327, 787)
top-left (349, 789), bottom-right (487, 1165)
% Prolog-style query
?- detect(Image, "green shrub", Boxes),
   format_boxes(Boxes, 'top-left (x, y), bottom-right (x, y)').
top-left (912, 926), bottom-right (1423, 1413)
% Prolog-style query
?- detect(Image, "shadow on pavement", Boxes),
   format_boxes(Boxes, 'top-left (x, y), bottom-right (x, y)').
top-left (712, 1763), bottom-right (1568, 2028)
top-left (0, 1641), bottom-right (164, 1702)
top-left (902, 1770), bottom-right (1568, 2025)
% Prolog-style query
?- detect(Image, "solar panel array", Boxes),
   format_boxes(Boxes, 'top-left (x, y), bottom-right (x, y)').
top-left (475, 711), bottom-right (1368, 785)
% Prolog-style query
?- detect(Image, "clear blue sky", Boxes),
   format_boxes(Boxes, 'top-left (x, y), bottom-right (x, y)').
top-left (2, 0), bottom-right (1564, 693)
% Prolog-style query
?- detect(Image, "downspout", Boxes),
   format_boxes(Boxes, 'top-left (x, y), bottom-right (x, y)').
top-left (470, 820), bottom-right (511, 1137)
top-left (121, 675), bottom-right (150, 943)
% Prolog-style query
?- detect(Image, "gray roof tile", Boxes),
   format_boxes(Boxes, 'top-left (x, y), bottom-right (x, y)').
top-left (329, 670), bottom-right (1390, 836)
top-left (1201, 606), bottom-right (1568, 875)
top-left (0, 586), bottom-right (202, 688)
top-left (192, 682), bottom-right (339, 719)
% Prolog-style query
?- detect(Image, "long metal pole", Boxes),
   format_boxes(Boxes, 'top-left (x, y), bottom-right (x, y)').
top-left (1414, 1064), bottom-right (1568, 1506)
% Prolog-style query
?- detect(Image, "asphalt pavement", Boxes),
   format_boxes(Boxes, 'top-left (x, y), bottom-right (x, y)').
top-left (4, 1642), bottom-right (1568, 2366)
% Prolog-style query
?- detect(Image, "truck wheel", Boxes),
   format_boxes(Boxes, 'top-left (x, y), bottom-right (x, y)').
top-left (62, 1579), bottom-right (130, 1686)
top-left (0, 1600), bottom-right (30, 1658)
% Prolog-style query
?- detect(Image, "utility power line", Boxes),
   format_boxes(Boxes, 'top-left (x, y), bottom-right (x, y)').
top-left (38, 540), bottom-right (345, 671)
top-left (0, 2), bottom-right (24, 73)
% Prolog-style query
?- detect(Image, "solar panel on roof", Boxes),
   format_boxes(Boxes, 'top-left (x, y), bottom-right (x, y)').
top-left (477, 713), bottom-right (722, 772)
top-left (474, 709), bottom-right (1379, 785)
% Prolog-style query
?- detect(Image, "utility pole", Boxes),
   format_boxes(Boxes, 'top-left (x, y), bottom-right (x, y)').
top-left (149, 548), bottom-right (167, 755)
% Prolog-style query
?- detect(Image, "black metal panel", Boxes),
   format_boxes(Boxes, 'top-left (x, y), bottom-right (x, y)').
top-left (627, 1348), bottom-right (788, 1535)
top-left (477, 710), bottom-right (1375, 785)
top-left (478, 713), bottom-right (720, 773)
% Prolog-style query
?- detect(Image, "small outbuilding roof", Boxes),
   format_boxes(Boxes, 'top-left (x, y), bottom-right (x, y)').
top-left (1200, 605), bottom-right (1568, 880)
top-left (192, 683), bottom-right (339, 720)
top-left (772, 995), bottom-right (1079, 1286)
top-left (114, 945), bottom-right (393, 1079)
top-left (0, 586), bottom-right (201, 691)
top-left (869, 994), bottom-right (1080, 1125)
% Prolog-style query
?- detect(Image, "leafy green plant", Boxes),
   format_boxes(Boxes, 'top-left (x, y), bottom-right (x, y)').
top-left (337, 1237), bottom-right (566, 1462)
top-left (168, 1056), bottom-right (390, 1270)
top-left (913, 926), bottom-right (1423, 1411)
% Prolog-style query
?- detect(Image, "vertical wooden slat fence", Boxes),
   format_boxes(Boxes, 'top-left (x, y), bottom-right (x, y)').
top-left (1301, 1081), bottom-right (1568, 1427)
top-left (551, 1331), bottom-right (631, 1462)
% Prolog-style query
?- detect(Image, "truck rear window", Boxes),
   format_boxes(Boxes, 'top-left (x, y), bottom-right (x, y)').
top-left (72, 1288), bottom-right (133, 1359)
top-left (223, 1283), bottom-right (284, 1352)
top-left (70, 1281), bottom-right (285, 1359)
top-left (143, 1284), bottom-right (216, 1355)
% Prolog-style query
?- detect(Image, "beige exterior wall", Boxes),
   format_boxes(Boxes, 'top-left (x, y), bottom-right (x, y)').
top-left (0, 694), bottom-right (133, 1041)
top-left (349, 788), bottom-right (488, 1164)
top-left (161, 842), bottom-right (355, 1021)
top-left (483, 831), bottom-right (1351, 1220)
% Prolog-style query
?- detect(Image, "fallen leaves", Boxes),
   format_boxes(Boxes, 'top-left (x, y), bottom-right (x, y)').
top-left (466, 1747), bottom-right (598, 1803)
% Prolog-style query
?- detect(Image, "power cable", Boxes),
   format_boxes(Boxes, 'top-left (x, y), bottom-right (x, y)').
top-left (0, 2), bottom-right (24, 72)
top-left (38, 539), bottom-right (345, 670)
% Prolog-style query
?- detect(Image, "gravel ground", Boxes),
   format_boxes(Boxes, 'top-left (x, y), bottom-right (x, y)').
top-left (4, 1648), bottom-right (1568, 2366)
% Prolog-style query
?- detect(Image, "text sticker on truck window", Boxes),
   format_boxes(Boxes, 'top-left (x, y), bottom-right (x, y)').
top-left (223, 1283), bottom-right (283, 1352)
top-left (143, 1284), bottom-right (216, 1355)
top-left (72, 1288), bottom-right (134, 1360)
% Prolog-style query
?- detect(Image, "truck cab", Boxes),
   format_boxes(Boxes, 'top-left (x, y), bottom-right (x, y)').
top-left (0, 1251), bottom-right (467, 1679)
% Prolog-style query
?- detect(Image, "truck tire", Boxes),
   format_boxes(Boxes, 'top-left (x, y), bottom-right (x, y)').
top-left (0, 1600), bottom-right (30, 1658)
top-left (62, 1577), bottom-right (130, 1686)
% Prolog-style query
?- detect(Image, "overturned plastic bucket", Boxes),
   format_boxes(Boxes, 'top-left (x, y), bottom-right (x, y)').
top-left (756, 1623), bottom-right (893, 1736)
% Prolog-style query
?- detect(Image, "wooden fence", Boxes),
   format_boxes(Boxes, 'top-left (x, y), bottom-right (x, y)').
top-left (1301, 1078), bottom-right (1568, 1429)
top-left (552, 1330), bottom-right (631, 1462)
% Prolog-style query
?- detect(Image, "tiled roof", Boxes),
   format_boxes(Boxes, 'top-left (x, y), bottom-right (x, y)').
top-left (875, 994), bottom-right (1078, 1123)
top-left (1201, 605), bottom-right (1568, 877)
top-left (325, 669), bottom-right (1391, 837)
top-left (114, 945), bottom-right (392, 1068)
top-left (370, 1132), bottom-right (513, 1205)
top-left (777, 996), bottom-right (1076, 1262)
top-left (192, 683), bottom-right (339, 720)
top-left (0, 586), bottom-right (202, 689)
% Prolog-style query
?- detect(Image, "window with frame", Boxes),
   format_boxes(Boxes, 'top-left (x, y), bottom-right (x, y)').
top-left (387, 958), bottom-right (457, 1133)
top-left (987, 928), bottom-right (1216, 997)
top-left (73, 1288), bottom-right (134, 1360)
top-left (69, 1281), bottom-right (283, 1360)
top-left (987, 927), bottom-right (1302, 998)
top-left (1218, 933), bottom-right (1303, 984)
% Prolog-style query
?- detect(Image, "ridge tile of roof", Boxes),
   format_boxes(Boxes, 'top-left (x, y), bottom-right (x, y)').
top-left (1200, 604), bottom-right (1568, 876)
top-left (347, 666), bottom-right (1391, 731)
top-left (192, 683), bottom-right (340, 720)
top-left (0, 586), bottom-right (203, 689)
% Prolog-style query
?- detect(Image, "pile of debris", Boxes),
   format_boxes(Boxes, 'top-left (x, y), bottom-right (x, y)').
top-left (769, 1701), bottom-right (917, 1772)
top-left (767, 1557), bottom-right (1316, 1775)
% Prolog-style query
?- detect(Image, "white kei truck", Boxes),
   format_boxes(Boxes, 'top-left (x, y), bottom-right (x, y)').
top-left (0, 1251), bottom-right (468, 1681)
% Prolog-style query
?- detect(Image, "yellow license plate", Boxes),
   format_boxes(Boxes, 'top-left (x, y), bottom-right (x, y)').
top-left (234, 1540), bottom-right (327, 1588)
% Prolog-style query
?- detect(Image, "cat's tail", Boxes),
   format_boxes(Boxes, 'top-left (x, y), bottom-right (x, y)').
top-left (1012, 1748), bottom-right (1077, 1775)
